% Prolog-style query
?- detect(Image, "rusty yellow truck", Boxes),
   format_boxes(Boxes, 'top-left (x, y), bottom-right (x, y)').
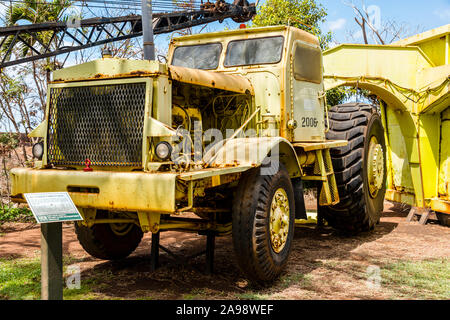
top-left (9, 23), bottom-right (449, 284)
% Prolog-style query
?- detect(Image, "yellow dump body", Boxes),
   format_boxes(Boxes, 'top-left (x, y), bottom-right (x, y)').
top-left (324, 24), bottom-right (450, 214)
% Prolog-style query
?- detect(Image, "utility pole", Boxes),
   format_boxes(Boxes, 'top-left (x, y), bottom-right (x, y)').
top-left (142, 0), bottom-right (156, 60)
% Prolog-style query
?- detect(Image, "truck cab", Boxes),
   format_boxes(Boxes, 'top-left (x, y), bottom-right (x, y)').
top-left (168, 25), bottom-right (327, 142)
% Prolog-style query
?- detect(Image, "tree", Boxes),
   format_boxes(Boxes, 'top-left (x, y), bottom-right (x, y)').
top-left (252, 0), bottom-right (331, 49)
top-left (0, 1), bottom-right (72, 166)
top-left (2, 0), bottom-right (73, 72)
top-left (251, 0), bottom-right (351, 106)
top-left (345, 1), bottom-right (423, 45)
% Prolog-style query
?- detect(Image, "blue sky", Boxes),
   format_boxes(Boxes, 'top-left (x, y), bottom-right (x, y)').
top-left (157, 0), bottom-right (450, 49)
top-left (320, 0), bottom-right (450, 44)
top-left (0, 0), bottom-right (449, 53)
top-left (1, 0), bottom-right (448, 45)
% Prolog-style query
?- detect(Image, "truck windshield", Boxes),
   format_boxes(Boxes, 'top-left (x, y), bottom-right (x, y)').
top-left (172, 43), bottom-right (222, 70)
top-left (225, 36), bottom-right (284, 67)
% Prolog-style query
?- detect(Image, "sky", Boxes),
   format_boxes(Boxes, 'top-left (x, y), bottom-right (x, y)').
top-left (1, 0), bottom-right (449, 47)
top-left (0, 0), bottom-right (449, 59)
top-left (155, 0), bottom-right (450, 50)
top-left (320, 0), bottom-right (450, 44)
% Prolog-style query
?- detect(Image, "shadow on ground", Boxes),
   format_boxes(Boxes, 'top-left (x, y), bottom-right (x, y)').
top-left (77, 209), bottom-right (401, 299)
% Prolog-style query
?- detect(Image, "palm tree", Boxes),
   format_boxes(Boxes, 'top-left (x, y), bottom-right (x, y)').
top-left (2, 0), bottom-right (73, 73)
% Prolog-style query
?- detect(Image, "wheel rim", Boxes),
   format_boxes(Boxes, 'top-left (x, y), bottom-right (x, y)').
top-left (109, 223), bottom-right (133, 236)
top-left (269, 188), bottom-right (290, 253)
top-left (367, 136), bottom-right (385, 198)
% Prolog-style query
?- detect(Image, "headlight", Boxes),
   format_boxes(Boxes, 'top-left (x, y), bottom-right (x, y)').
top-left (32, 142), bottom-right (44, 160)
top-left (155, 142), bottom-right (172, 161)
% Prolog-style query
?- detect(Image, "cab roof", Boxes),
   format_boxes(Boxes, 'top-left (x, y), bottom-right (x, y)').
top-left (170, 25), bottom-right (320, 47)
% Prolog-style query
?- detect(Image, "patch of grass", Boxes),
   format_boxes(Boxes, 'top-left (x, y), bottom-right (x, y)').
top-left (234, 292), bottom-right (269, 300)
top-left (63, 278), bottom-right (100, 300)
top-left (182, 288), bottom-right (206, 300)
top-left (0, 257), bottom-right (41, 300)
top-left (233, 272), bottom-right (313, 300)
top-left (0, 206), bottom-right (33, 223)
top-left (0, 256), bottom-right (99, 300)
top-left (182, 293), bottom-right (197, 300)
top-left (134, 296), bottom-right (154, 300)
top-left (381, 259), bottom-right (450, 300)
top-left (279, 272), bottom-right (311, 289)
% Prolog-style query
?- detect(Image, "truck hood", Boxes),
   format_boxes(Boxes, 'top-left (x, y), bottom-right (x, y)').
top-left (51, 58), bottom-right (254, 96)
top-left (169, 65), bottom-right (254, 95)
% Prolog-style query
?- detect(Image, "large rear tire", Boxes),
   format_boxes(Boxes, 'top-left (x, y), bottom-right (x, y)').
top-left (75, 210), bottom-right (143, 260)
top-left (436, 212), bottom-right (450, 227)
top-left (232, 163), bottom-right (295, 285)
top-left (323, 103), bottom-right (387, 233)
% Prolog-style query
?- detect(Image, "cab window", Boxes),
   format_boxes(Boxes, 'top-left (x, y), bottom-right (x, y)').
top-left (224, 36), bottom-right (284, 67)
top-left (293, 42), bottom-right (322, 84)
top-left (172, 43), bottom-right (222, 70)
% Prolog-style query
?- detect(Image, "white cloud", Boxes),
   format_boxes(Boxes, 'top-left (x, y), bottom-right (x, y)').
top-left (328, 18), bottom-right (347, 32)
top-left (434, 9), bottom-right (450, 21)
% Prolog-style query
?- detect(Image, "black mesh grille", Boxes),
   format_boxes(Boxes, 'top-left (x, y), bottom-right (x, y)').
top-left (47, 83), bottom-right (146, 167)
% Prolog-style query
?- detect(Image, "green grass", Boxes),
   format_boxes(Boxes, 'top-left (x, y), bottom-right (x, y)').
top-left (279, 272), bottom-right (311, 289)
top-left (234, 292), bottom-right (269, 300)
top-left (0, 256), bottom-right (99, 300)
top-left (233, 272), bottom-right (312, 300)
top-left (2, 255), bottom-right (448, 300)
top-left (0, 257), bottom-right (41, 300)
top-left (381, 259), bottom-right (450, 300)
top-left (0, 206), bottom-right (33, 223)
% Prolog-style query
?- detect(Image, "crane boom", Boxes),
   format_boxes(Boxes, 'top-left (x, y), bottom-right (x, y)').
top-left (0, 1), bottom-right (256, 69)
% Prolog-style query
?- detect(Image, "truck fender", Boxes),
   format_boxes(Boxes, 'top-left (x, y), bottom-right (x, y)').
top-left (28, 120), bottom-right (47, 138)
top-left (203, 137), bottom-right (302, 178)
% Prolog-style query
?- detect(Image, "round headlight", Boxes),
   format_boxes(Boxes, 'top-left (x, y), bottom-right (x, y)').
top-left (32, 142), bottom-right (44, 160)
top-left (155, 142), bottom-right (172, 161)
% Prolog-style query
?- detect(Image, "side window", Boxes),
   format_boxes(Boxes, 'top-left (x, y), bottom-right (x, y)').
top-left (293, 42), bottom-right (323, 84)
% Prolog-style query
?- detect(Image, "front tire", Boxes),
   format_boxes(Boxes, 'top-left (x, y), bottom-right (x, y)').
top-left (232, 163), bottom-right (295, 285)
top-left (323, 103), bottom-right (387, 233)
top-left (75, 210), bottom-right (143, 260)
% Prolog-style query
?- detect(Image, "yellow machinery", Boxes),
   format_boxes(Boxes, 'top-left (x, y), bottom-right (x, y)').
top-left (8, 24), bottom-right (449, 285)
top-left (323, 24), bottom-right (450, 225)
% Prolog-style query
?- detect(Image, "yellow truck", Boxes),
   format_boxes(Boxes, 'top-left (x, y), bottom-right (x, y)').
top-left (9, 23), bottom-right (449, 284)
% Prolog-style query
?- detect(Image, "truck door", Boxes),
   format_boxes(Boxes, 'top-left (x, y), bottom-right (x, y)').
top-left (291, 40), bottom-right (326, 142)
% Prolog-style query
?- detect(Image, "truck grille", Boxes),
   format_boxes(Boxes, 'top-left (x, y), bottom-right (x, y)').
top-left (47, 83), bottom-right (146, 167)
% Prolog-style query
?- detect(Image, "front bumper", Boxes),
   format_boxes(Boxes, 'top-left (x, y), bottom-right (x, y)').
top-left (10, 168), bottom-right (177, 213)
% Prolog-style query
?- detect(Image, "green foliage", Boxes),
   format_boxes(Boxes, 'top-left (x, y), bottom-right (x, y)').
top-left (251, 0), bottom-right (332, 49)
top-left (2, 0), bottom-right (73, 59)
top-left (0, 133), bottom-right (19, 152)
top-left (326, 87), bottom-right (379, 107)
top-left (0, 206), bottom-right (33, 223)
top-left (326, 87), bottom-right (349, 108)
top-left (250, 0), bottom-right (379, 106)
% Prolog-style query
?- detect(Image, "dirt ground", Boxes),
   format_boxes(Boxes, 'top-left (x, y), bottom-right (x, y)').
top-left (1, 201), bottom-right (449, 300)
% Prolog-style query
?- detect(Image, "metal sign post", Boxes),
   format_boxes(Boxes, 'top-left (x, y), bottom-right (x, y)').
top-left (40, 223), bottom-right (63, 300)
top-left (24, 192), bottom-right (83, 300)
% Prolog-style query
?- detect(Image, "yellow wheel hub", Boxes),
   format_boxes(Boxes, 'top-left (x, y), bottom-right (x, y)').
top-left (367, 136), bottom-right (385, 198)
top-left (269, 188), bottom-right (290, 253)
top-left (110, 223), bottom-right (133, 236)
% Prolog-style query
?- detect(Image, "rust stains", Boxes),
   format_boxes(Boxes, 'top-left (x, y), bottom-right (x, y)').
top-left (52, 70), bottom-right (165, 83)
top-left (168, 65), bottom-right (254, 95)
